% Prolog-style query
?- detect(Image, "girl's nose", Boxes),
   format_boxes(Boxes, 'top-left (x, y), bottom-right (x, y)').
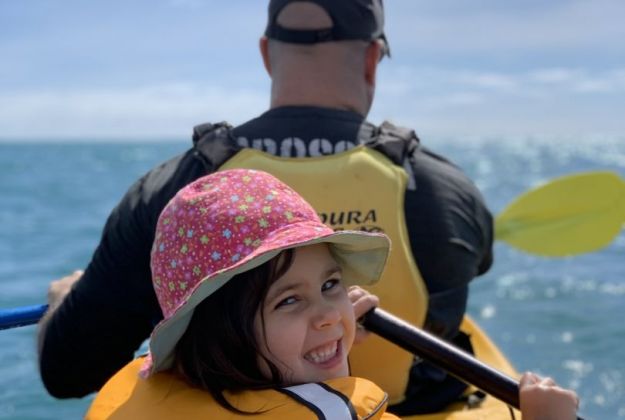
top-left (312, 303), bottom-right (341, 329)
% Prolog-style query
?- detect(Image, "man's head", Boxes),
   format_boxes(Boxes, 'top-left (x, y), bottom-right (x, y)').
top-left (260, 0), bottom-right (390, 116)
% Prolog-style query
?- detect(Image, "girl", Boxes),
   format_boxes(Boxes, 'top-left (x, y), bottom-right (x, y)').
top-left (86, 169), bottom-right (579, 420)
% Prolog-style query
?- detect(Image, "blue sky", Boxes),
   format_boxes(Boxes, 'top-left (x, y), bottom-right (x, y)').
top-left (1, 0), bottom-right (624, 140)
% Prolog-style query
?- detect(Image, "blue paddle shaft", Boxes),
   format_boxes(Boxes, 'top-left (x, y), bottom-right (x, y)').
top-left (0, 304), bottom-right (48, 330)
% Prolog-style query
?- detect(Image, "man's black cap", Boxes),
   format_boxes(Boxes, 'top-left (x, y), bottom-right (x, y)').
top-left (265, 0), bottom-right (390, 57)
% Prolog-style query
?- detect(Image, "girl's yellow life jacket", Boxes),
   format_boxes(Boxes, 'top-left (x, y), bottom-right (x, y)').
top-left (220, 145), bottom-right (428, 404)
top-left (85, 357), bottom-right (399, 420)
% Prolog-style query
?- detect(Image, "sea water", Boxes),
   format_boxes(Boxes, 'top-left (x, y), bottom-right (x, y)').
top-left (1, 136), bottom-right (623, 419)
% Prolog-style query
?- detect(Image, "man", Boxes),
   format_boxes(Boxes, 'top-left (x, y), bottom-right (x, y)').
top-left (38, 0), bottom-right (492, 414)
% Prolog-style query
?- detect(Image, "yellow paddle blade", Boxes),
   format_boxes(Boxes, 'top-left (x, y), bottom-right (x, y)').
top-left (495, 171), bottom-right (625, 256)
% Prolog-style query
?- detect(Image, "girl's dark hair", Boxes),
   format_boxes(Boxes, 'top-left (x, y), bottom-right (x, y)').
top-left (174, 249), bottom-right (295, 412)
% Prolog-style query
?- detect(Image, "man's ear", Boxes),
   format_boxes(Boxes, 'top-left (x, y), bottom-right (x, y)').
top-left (364, 41), bottom-right (382, 86)
top-left (260, 36), bottom-right (272, 76)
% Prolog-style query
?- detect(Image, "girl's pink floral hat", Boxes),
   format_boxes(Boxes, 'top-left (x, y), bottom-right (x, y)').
top-left (141, 169), bottom-right (390, 377)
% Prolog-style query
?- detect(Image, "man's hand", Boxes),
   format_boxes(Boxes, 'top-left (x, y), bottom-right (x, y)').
top-left (37, 270), bottom-right (83, 353)
top-left (348, 286), bottom-right (379, 346)
top-left (46, 270), bottom-right (83, 312)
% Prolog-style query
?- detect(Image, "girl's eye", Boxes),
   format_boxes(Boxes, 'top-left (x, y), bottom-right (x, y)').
top-left (275, 296), bottom-right (298, 309)
top-left (322, 278), bottom-right (341, 292)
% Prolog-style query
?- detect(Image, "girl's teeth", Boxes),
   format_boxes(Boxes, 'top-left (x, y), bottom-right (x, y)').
top-left (305, 341), bottom-right (338, 363)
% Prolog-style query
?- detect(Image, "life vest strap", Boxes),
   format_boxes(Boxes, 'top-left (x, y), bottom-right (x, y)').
top-left (278, 383), bottom-right (358, 420)
top-left (191, 120), bottom-right (421, 170)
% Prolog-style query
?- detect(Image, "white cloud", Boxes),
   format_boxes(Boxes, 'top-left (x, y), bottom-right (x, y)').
top-left (529, 69), bottom-right (581, 84)
top-left (574, 79), bottom-right (614, 94)
top-left (445, 92), bottom-right (486, 106)
top-left (387, 0), bottom-right (625, 53)
top-left (457, 73), bottom-right (519, 92)
top-left (371, 66), bottom-right (625, 137)
top-left (378, 66), bottom-right (625, 97)
top-left (3, 65), bottom-right (623, 140)
top-left (0, 84), bottom-right (267, 139)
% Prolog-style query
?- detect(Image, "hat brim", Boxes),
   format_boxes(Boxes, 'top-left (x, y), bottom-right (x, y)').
top-left (143, 223), bottom-right (390, 376)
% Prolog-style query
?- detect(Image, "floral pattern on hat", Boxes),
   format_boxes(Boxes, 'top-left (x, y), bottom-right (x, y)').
top-left (150, 169), bottom-right (333, 319)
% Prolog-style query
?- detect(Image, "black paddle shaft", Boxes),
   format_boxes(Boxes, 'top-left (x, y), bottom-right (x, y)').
top-left (362, 308), bottom-right (584, 419)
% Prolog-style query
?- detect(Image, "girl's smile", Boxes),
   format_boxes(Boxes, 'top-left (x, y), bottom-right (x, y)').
top-left (304, 339), bottom-right (340, 365)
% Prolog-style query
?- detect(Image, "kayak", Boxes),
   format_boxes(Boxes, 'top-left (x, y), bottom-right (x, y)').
top-left (404, 315), bottom-right (520, 420)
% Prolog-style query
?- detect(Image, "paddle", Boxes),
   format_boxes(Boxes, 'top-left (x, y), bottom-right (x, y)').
top-left (1, 170), bottom-right (624, 330)
top-left (0, 304), bottom-right (48, 331)
top-left (495, 171), bottom-right (625, 256)
top-left (362, 308), bottom-right (585, 419)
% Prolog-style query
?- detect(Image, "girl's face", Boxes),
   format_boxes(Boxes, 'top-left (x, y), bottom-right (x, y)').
top-left (255, 243), bottom-right (356, 385)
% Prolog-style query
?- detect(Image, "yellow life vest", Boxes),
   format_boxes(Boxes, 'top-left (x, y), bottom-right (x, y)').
top-left (220, 146), bottom-right (428, 404)
top-left (85, 357), bottom-right (398, 420)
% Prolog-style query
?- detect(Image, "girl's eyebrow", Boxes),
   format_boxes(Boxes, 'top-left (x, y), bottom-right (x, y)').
top-left (267, 264), bottom-right (343, 302)
top-left (325, 265), bottom-right (342, 277)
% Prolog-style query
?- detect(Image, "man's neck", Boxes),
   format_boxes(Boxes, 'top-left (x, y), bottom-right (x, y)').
top-left (270, 97), bottom-right (366, 117)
